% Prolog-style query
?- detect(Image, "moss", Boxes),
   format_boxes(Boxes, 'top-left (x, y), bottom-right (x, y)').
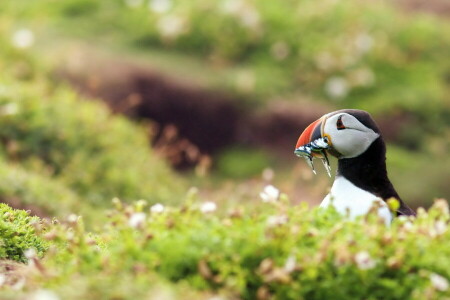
top-left (0, 203), bottom-right (48, 263)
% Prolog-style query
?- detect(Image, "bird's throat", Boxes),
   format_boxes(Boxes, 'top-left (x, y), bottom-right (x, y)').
top-left (336, 138), bottom-right (399, 201)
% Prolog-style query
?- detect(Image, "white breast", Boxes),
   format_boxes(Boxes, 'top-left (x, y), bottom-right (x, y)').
top-left (320, 176), bottom-right (392, 225)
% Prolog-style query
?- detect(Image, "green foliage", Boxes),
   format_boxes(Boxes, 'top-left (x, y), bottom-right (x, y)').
top-left (0, 78), bottom-right (181, 206)
top-left (216, 147), bottom-right (271, 178)
top-left (0, 159), bottom-right (82, 219)
top-left (6, 196), bottom-right (448, 299)
top-left (4, 0), bottom-right (449, 130)
top-left (0, 203), bottom-right (48, 263)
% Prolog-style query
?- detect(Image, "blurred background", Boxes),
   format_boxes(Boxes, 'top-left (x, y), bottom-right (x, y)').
top-left (0, 0), bottom-right (449, 221)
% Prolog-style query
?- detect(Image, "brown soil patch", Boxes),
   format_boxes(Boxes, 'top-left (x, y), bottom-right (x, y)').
top-left (56, 49), bottom-right (330, 167)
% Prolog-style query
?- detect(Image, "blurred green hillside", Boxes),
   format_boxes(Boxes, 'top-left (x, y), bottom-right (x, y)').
top-left (0, 0), bottom-right (449, 207)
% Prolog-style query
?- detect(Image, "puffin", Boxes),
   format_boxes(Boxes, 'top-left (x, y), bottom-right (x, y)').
top-left (294, 109), bottom-right (415, 224)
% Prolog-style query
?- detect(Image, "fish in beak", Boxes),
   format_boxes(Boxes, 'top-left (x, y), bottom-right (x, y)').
top-left (294, 117), bottom-right (332, 176)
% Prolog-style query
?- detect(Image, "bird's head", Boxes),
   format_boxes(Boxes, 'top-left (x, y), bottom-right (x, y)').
top-left (294, 109), bottom-right (381, 173)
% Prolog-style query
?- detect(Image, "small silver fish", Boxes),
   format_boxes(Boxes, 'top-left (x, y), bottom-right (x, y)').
top-left (294, 137), bottom-right (331, 177)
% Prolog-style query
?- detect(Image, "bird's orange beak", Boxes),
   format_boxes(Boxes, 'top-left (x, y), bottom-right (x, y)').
top-left (295, 117), bottom-right (324, 155)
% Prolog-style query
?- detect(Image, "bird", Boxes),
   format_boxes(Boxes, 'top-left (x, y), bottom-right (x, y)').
top-left (294, 109), bottom-right (416, 224)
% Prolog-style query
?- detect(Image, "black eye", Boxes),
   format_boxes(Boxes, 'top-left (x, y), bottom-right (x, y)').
top-left (336, 116), bottom-right (346, 130)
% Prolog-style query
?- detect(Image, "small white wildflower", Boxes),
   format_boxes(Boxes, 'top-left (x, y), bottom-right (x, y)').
top-left (284, 255), bottom-right (296, 273)
top-left (12, 29), bottom-right (35, 49)
top-left (150, 203), bottom-right (165, 213)
top-left (239, 8), bottom-right (260, 29)
top-left (355, 33), bottom-right (374, 54)
top-left (403, 221), bottom-right (414, 231)
top-left (435, 220), bottom-right (447, 235)
top-left (266, 215), bottom-right (288, 227)
top-left (24, 248), bottom-right (37, 260)
top-left (157, 15), bottom-right (186, 40)
top-left (262, 168), bottom-right (274, 181)
top-left (260, 185), bottom-right (280, 203)
top-left (67, 214), bottom-right (78, 223)
top-left (430, 273), bottom-right (449, 291)
top-left (350, 68), bottom-right (375, 87)
top-left (0, 274), bottom-right (6, 286)
top-left (66, 230), bottom-right (75, 240)
top-left (29, 289), bottom-right (60, 300)
top-left (221, 0), bottom-right (243, 14)
top-left (124, 0), bottom-right (143, 7)
top-left (324, 76), bottom-right (349, 100)
top-left (354, 251), bottom-right (376, 270)
top-left (128, 212), bottom-right (146, 228)
top-left (1, 103), bottom-right (19, 116)
top-left (200, 201), bottom-right (217, 213)
top-left (149, 0), bottom-right (172, 13)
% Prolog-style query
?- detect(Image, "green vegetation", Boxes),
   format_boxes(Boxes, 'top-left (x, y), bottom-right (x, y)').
top-left (0, 159), bottom-right (82, 218)
top-left (0, 203), bottom-right (48, 263)
top-left (1, 198), bottom-right (450, 299)
top-left (0, 78), bottom-right (181, 206)
top-left (0, 0), bottom-right (449, 298)
top-left (4, 1), bottom-right (450, 127)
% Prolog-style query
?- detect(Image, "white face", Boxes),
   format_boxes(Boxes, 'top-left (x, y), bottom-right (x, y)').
top-left (322, 113), bottom-right (379, 158)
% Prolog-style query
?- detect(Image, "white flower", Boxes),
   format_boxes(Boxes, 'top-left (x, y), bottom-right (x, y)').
top-left (354, 251), bottom-right (376, 270)
top-left (260, 185), bottom-right (280, 203)
top-left (12, 29), bottom-right (35, 49)
top-left (221, 0), bottom-right (260, 30)
top-left (262, 168), bottom-right (274, 181)
top-left (402, 221), bottom-right (414, 231)
top-left (128, 212), bottom-right (146, 228)
top-left (0, 274), bottom-right (6, 287)
top-left (221, 0), bottom-right (242, 14)
top-left (29, 289), bottom-right (60, 300)
top-left (200, 201), bottom-right (217, 213)
top-left (324, 76), bottom-right (349, 100)
top-left (67, 214), bottom-right (78, 223)
top-left (350, 68), bottom-right (375, 87)
top-left (157, 15), bottom-right (186, 40)
top-left (1, 103), bottom-right (19, 116)
top-left (266, 215), bottom-right (288, 227)
top-left (150, 203), bottom-right (165, 213)
top-left (149, 0), bottom-right (172, 13)
top-left (24, 248), bottom-right (37, 260)
top-left (430, 273), bottom-right (449, 291)
top-left (284, 255), bottom-right (296, 273)
top-left (124, 0), bottom-right (143, 7)
top-left (239, 9), bottom-right (260, 29)
top-left (355, 33), bottom-right (374, 54)
top-left (435, 220), bottom-right (447, 235)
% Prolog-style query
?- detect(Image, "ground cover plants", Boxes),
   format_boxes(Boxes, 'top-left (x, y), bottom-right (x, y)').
top-left (0, 195), bottom-right (449, 299)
